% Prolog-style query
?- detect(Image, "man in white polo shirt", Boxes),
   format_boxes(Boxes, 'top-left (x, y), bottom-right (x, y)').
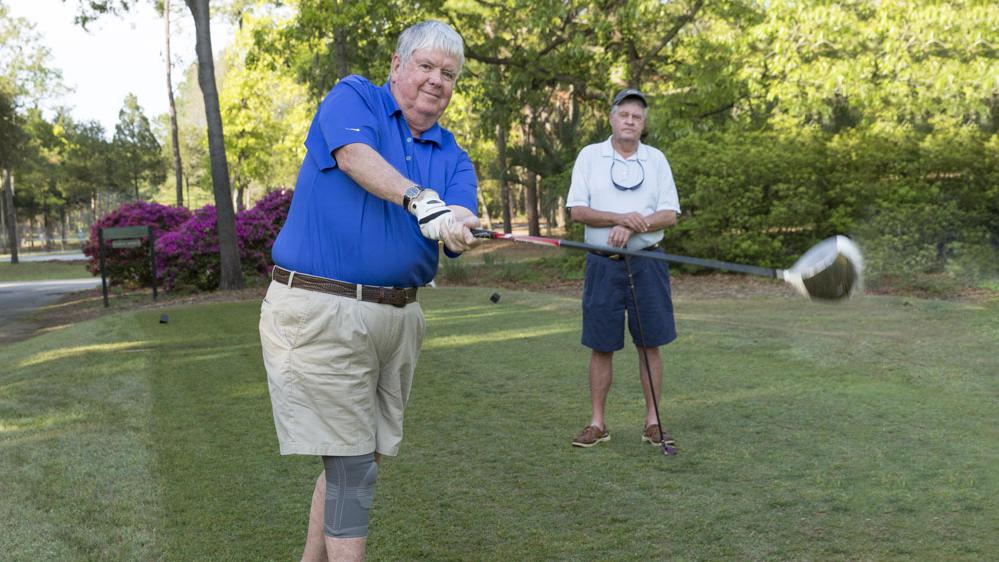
top-left (565, 88), bottom-right (682, 450)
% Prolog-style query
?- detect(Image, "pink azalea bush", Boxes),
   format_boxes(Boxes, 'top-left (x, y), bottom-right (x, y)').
top-left (155, 205), bottom-right (223, 290)
top-left (84, 201), bottom-right (193, 287)
top-left (156, 189), bottom-right (293, 290)
top-left (86, 190), bottom-right (293, 291)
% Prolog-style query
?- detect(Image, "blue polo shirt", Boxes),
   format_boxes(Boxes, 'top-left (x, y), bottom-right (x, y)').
top-left (271, 75), bottom-right (478, 287)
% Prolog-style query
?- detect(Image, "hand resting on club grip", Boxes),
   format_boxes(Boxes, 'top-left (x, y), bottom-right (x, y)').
top-left (407, 189), bottom-right (480, 253)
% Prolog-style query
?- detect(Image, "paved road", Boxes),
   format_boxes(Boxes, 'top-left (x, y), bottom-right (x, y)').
top-left (0, 278), bottom-right (101, 345)
top-left (1, 251), bottom-right (86, 262)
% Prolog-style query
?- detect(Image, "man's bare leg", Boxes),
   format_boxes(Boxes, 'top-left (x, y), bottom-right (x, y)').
top-left (302, 473), bottom-right (327, 562)
top-left (324, 537), bottom-right (367, 562)
top-left (304, 454), bottom-right (380, 561)
top-left (636, 345), bottom-right (662, 427)
top-left (589, 350), bottom-right (614, 429)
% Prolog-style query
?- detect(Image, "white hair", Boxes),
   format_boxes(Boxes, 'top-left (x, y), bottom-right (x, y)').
top-left (395, 20), bottom-right (465, 74)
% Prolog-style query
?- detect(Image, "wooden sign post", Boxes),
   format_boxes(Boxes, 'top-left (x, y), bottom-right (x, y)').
top-left (98, 226), bottom-right (158, 308)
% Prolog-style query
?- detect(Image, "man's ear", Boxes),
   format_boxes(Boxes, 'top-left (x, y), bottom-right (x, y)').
top-left (389, 54), bottom-right (401, 81)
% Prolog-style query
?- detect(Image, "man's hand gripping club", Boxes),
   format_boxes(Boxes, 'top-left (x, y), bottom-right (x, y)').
top-left (407, 189), bottom-right (481, 252)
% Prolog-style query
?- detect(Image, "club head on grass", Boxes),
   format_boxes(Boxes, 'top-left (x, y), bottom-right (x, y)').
top-left (781, 236), bottom-right (864, 301)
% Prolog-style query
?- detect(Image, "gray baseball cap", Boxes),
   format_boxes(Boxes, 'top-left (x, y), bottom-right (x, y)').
top-left (612, 88), bottom-right (647, 108)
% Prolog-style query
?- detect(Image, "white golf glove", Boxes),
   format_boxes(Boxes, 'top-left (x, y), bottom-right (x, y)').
top-left (407, 189), bottom-right (480, 253)
top-left (408, 188), bottom-right (453, 237)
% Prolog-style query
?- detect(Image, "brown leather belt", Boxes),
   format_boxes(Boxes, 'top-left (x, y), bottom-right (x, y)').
top-left (271, 266), bottom-right (417, 307)
top-left (589, 245), bottom-right (659, 261)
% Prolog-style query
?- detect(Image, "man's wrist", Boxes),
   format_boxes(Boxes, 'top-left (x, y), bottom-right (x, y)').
top-left (402, 184), bottom-right (424, 211)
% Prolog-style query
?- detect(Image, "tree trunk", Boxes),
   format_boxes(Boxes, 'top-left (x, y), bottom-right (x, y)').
top-left (476, 189), bottom-right (492, 231)
top-left (2, 169), bottom-right (17, 264)
top-left (525, 169), bottom-right (540, 236)
top-left (496, 123), bottom-right (511, 234)
top-left (44, 208), bottom-right (54, 252)
top-left (0, 179), bottom-right (6, 253)
top-left (185, 0), bottom-right (244, 290)
top-left (332, 0), bottom-right (351, 78)
top-left (236, 178), bottom-right (245, 212)
top-left (60, 207), bottom-right (67, 250)
top-left (165, 0), bottom-right (185, 207)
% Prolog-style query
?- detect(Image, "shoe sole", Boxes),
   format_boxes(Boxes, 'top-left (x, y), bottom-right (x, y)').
top-left (642, 435), bottom-right (677, 446)
top-left (572, 434), bottom-right (610, 448)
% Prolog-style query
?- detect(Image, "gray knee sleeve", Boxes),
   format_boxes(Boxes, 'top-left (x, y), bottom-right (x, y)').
top-left (322, 453), bottom-right (378, 538)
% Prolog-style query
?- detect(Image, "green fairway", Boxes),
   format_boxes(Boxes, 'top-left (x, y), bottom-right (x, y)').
top-left (1, 288), bottom-right (996, 560)
top-left (0, 261), bottom-right (91, 282)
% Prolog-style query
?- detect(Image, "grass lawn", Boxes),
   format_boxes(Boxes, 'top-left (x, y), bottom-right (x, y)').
top-left (1, 287), bottom-right (996, 560)
top-left (0, 261), bottom-right (92, 282)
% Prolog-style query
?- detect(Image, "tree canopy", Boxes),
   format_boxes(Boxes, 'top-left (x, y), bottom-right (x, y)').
top-left (5, 0), bottom-right (996, 287)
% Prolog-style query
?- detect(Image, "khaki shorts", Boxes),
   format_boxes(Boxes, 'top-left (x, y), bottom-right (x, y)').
top-left (259, 280), bottom-right (425, 457)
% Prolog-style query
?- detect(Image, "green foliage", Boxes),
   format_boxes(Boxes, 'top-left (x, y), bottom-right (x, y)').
top-left (220, 8), bottom-right (312, 197)
top-left (247, 0), bottom-right (437, 100)
top-left (438, 255), bottom-right (470, 283)
top-left (33, 0), bottom-right (996, 294)
top-left (0, 3), bottom-right (62, 104)
top-left (112, 94), bottom-right (166, 200)
top-left (654, 119), bottom-right (998, 281)
top-left (0, 88), bottom-right (24, 170)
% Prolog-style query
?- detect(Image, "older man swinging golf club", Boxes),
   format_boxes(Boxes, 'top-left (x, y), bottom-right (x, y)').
top-left (259, 20), bottom-right (480, 562)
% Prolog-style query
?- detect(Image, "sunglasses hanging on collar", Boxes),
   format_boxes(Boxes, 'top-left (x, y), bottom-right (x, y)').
top-left (611, 159), bottom-right (645, 191)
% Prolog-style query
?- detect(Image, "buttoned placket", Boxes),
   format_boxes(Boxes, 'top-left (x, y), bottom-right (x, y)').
top-left (394, 111), bottom-right (436, 190)
top-left (397, 117), bottom-right (422, 184)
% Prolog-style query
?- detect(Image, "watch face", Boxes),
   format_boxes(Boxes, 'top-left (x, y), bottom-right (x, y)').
top-left (404, 185), bottom-right (424, 209)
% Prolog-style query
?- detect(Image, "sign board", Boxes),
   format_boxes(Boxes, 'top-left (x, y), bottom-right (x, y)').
top-left (111, 239), bottom-right (143, 249)
top-left (102, 226), bottom-right (151, 240)
top-left (98, 225), bottom-right (158, 307)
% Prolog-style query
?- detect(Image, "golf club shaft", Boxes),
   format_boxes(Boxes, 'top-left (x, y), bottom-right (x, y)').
top-left (623, 256), bottom-right (673, 455)
top-left (471, 229), bottom-right (779, 278)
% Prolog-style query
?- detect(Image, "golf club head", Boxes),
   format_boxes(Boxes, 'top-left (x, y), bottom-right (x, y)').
top-left (661, 442), bottom-right (678, 456)
top-left (781, 236), bottom-right (864, 301)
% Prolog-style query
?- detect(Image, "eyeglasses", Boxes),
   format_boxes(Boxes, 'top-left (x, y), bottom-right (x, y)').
top-left (611, 159), bottom-right (644, 191)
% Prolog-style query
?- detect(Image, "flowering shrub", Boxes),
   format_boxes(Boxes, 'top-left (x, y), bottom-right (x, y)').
top-left (156, 205), bottom-right (223, 290)
top-left (83, 202), bottom-right (192, 287)
top-left (236, 189), bottom-right (294, 278)
top-left (156, 189), bottom-right (293, 290)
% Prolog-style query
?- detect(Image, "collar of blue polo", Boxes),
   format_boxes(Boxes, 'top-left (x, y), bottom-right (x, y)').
top-left (381, 81), bottom-right (444, 145)
top-left (600, 136), bottom-right (649, 161)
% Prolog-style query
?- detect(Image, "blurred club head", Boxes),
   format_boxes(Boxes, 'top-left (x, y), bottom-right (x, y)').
top-left (490, 292), bottom-right (501, 303)
top-left (782, 236), bottom-right (864, 301)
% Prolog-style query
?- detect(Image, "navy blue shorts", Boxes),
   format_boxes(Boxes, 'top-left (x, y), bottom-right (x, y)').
top-left (581, 251), bottom-right (677, 352)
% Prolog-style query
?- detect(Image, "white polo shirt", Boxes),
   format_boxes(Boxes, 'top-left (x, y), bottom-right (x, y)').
top-left (565, 137), bottom-right (681, 250)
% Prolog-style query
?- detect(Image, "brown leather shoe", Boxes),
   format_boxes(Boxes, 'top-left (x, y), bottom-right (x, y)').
top-left (642, 424), bottom-right (676, 446)
top-left (571, 425), bottom-right (610, 448)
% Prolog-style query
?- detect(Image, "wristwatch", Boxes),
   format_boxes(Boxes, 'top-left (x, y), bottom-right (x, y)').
top-left (402, 184), bottom-right (424, 210)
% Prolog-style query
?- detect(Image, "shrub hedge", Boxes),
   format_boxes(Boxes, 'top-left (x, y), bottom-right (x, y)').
top-left (658, 125), bottom-right (998, 284)
top-left (85, 190), bottom-right (292, 291)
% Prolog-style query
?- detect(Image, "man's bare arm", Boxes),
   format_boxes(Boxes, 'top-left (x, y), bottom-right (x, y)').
top-left (644, 210), bottom-right (677, 231)
top-left (569, 206), bottom-right (649, 232)
top-left (333, 143), bottom-right (413, 205)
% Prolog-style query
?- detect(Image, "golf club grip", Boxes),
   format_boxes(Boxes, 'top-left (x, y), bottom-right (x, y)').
top-left (471, 230), bottom-right (778, 278)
